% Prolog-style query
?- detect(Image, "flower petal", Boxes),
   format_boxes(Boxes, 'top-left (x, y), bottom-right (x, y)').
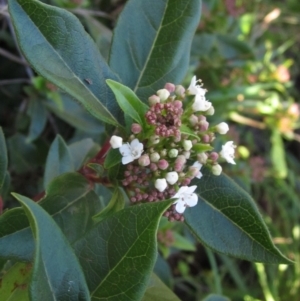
top-left (122, 155), bottom-right (134, 165)
top-left (185, 193), bottom-right (198, 207)
top-left (185, 185), bottom-right (197, 194)
top-left (119, 144), bottom-right (131, 156)
top-left (175, 200), bottom-right (186, 214)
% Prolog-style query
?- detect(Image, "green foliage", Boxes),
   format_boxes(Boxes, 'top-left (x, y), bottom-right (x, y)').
top-left (0, 128), bottom-right (7, 193)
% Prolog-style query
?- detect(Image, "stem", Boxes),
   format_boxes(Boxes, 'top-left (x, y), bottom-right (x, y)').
top-left (205, 247), bottom-right (222, 294)
top-left (229, 112), bottom-right (266, 129)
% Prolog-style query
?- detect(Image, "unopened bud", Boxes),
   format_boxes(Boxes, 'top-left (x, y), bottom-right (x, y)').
top-left (158, 159), bottom-right (169, 170)
top-left (150, 152), bottom-right (160, 162)
top-left (197, 152), bottom-right (208, 164)
top-left (131, 123), bottom-right (142, 134)
top-left (164, 83), bottom-right (176, 93)
top-left (206, 106), bottom-right (215, 116)
top-left (109, 135), bottom-right (123, 149)
top-left (175, 85), bottom-right (185, 98)
top-left (168, 149), bottom-right (178, 158)
top-left (155, 178), bottom-right (168, 192)
top-left (212, 164), bottom-right (222, 176)
top-left (138, 154), bottom-right (150, 166)
top-left (149, 135), bottom-right (160, 144)
top-left (215, 122), bottom-right (229, 134)
top-left (165, 172), bottom-right (179, 185)
top-left (157, 89), bottom-right (170, 102)
top-left (183, 140), bottom-right (193, 151)
top-left (189, 114), bottom-right (198, 126)
top-left (148, 95), bottom-right (160, 106)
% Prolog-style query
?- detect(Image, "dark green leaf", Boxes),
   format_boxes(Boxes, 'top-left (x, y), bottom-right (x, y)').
top-left (45, 93), bottom-right (105, 134)
top-left (0, 127), bottom-right (8, 193)
top-left (106, 79), bottom-right (149, 129)
top-left (43, 135), bottom-right (74, 188)
top-left (26, 98), bottom-right (47, 142)
top-left (74, 199), bottom-right (174, 301)
top-left (154, 253), bottom-right (173, 288)
top-left (185, 167), bottom-right (291, 264)
top-left (0, 262), bottom-right (31, 301)
top-left (109, 0), bottom-right (202, 100)
top-left (13, 193), bottom-right (90, 301)
top-left (142, 273), bottom-right (181, 301)
top-left (93, 187), bottom-right (125, 223)
top-left (104, 148), bottom-right (122, 169)
top-left (180, 125), bottom-right (201, 140)
top-left (0, 173), bottom-right (102, 262)
top-left (8, 0), bottom-right (123, 126)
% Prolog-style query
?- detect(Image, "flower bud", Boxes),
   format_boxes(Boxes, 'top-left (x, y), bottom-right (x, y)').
top-left (150, 152), bottom-right (160, 162)
top-left (175, 85), bottom-right (185, 98)
top-left (216, 122), bottom-right (229, 134)
top-left (158, 159), bottom-right (169, 170)
top-left (168, 149), bottom-right (178, 158)
top-left (174, 155), bottom-right (186, 172)
top-left (155, 178), bottom-right (168, 192)
top-left (138, 154), bottom-right (150, 166)
top-left (189, 114), bottom-right (198, 126)
top-left (131, 123), bottom-right (142, 134)
top-left (206, 106), bottom-right (215, 116)
top-left (183, 140), bottom-right (193, 151)
top-left (188, 166), bottom-right (200, 177)
top-left (149, 135), bottom-right (160, 144)
top-left (157, 89), bottom-right (170, 102)
top-left (164, 83), bottom-right (176, 93)
top-left (160, 149), bottom-right (167, 157)
top-left (197, 152), bottom-right (208, 164)
top-left (165, 172), bottom-right (179, 185)
top-left (109, 135), bottom-right (123, 149)
top-left (148, 95), bottom-right (160, 106)
top-left (212, 164), bottom-right (222, 176)
top-left (210, 152), bottom-right (219, 161)
top-left (183, 151), bottom-right (191, 159)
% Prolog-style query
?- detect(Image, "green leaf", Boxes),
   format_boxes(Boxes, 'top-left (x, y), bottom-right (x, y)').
top-left (109, 0), bottom-right (202, 100)
top-left (180, 125), bottom-right (201, 140)
top-left (8, 0), bottom-right (123, 127)
top-left (172, 232), bottom-right (196, 251)
top-left (12, 193), bottom-right (90, 301)
top-left (74, 199), bottom-right (174, 301)
top-left (104, 148), bottom-right (122, 169)
top-left (271, 130), bottom-right (287, 178)
top-left (43, 135), bottom-right (74, 188)
top-left (45, 93), bottom-right (105, 134)
top-left (106, 79), bottom-right (149, 129)
top-left (26, 98), bottom-right (47, 142)
top-left (0, 262), bottom-right (31, 301)
top-left (93, 187), bottom-right (125, 223)
top-left (154, 253), bottom-right (173, 288)
top-left (142, 273), bottom-right (181, 301)
top-left (0, 173), bottom-right (102, 262)
top-left (0, 127), bottom-right (8, 192)
top-left (202, 294), bottom-right (230, 301)
top-left (185, 168), bottom-right (291, 264)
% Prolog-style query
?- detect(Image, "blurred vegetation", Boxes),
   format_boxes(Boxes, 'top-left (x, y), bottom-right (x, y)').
top-left (0, 0), bottom-right (299, 300)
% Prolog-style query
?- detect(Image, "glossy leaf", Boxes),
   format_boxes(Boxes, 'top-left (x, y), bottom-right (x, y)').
top-left (93, 187), bottom-right (125, 223)
top-left (13, 193), bottom-right (90, 301)
top-left (74, 199), bottom-right (174, 301)
top-left (142, 273), bottom-right (181, 301)
top-left (104, 148), bottom-right (122, 169)
top-left (109, 0), bottom-right (201, 100)
top-left (8, 0), bottom-right (123, 127)
top-left (106, 79), bottom-right (149, 129)
top-left (43, 135), bottom-right (74, 188)
top-left (185, 168), bottom-right (291, 264)
top-left (0, 173), bottom-right (102, 262)
top-left (0, 127), bottom-right (7, 192)
top-left (0, 262), bottom-right (31, 301)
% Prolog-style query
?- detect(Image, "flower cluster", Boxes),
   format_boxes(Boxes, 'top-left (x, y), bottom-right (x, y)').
top-left (110, 76), bottom-right (236, 221)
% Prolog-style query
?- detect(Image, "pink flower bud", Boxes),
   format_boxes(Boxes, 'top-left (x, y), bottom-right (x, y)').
top-left (210, 152), bottom-right (219, 161)
top-left (189, 114), bottom-right (198, 126)
top-left (173, 100), bottom-right (183, 109)
top-left (138, 154), bottom-right (150, 166)
top-left (164, 83), bottom-right (176, 93)
top-left (148, 95), bottom-right (160, 106)
top-left (175, 85), bottom-right (185, 98)
top-left (131, 123), bottom-right (142, 134)
top-left (158, 159), bottom-right (169, 170)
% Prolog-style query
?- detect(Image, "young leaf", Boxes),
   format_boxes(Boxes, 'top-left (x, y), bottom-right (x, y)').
top-left (0, 173), bottom-right (102, 262)
top-left (0, 262), bottom-right (31, 301)
top-left (93, 187), bottom-right (125, 223)
top-left (74, 199), bottom-right (174, 301)
top-left (8, 0), bottom-right (123, 127)
top-left (43, 135), bottom-right (74, 188)
top-left (104, 148), bottom-right (122, 169)
top-left (106, 79), bottom-right (149, 129)
top-left (184, 168), bottom-right (292, 264)
top-left (0, 127), bottom-right (8, 193)
top-left (142, 273), bottom-right (181, 301)
top-left (12, 193), bottom-right (90, 301)
top-left (109, 0), bottom-right (202, 100)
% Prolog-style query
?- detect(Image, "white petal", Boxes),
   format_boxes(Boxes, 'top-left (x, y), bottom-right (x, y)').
top-left (130, 139), bottom-right (143, 151)
top-left (196, 171), bottom-right (203, 179)
top-left (173, 186), bottom-right (189, 199)
top-left (193, 161), bottom-right (203, 170)
top-left (185, 193), bottom-right (198, 207)
top-left (122, 155), bottom-right (134, 165)
top-left (185, 185), bottom-right (197, 194)
top-left (119, 144), bottom-right (131, 156)
top-left (175, 200), bottom-right (186, 214)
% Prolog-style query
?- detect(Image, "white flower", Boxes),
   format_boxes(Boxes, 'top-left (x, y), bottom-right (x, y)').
top-left (206, 106), bottom-right (215, 116)
top-left (172, 185), bottom-right (198, 214)
top-left (192, 94), bottom-right (212, 112)
top-left (220, 141), bottom-right (236, 165)
top-left (188, 76), bottom-right (206, 95)
top-left (155, 178), bottom-right (168, 192)
top-left (216, 122), bottom-right (229, 134)
top-left (119, 138), bottom-right (143, 165)
top-left (165, 172), bottom-right (179, 185)
top-left (192, 161), bottom-right (203, 179)
top-left (109, 135), bottom-right (123, 149)
top-left (212, 164), bottom-right (222, 175)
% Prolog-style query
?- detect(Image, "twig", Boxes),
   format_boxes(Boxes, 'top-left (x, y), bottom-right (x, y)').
top-left (0, 78), bottom-right (31, 85)
top-left (0, 47), bottom-right (29, 66)
top-left (229, 112), bottom-right (266, 129)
